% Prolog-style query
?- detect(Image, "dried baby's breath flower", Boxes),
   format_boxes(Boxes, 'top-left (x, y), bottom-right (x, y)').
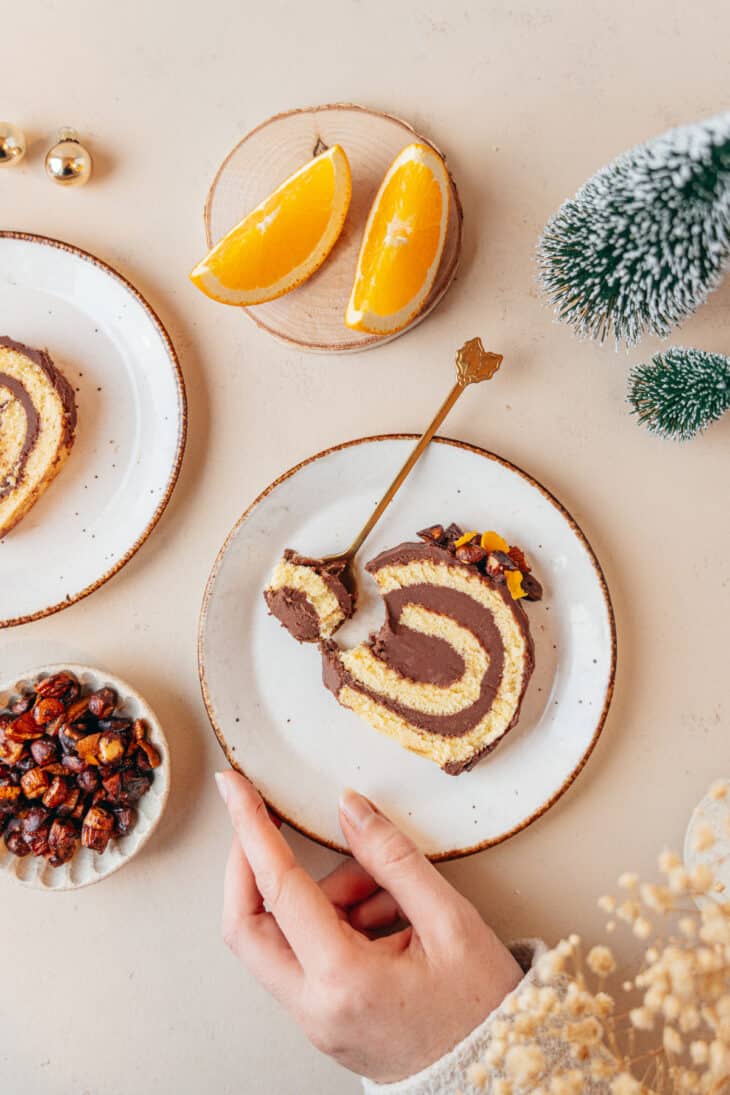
top-left (630, 1006), bottom-right (655, 1031)
top-left (633, 916), bottom-right (652, 939)
top-left (617, 899), bottom-right (641, 923)
top-left (679, 916), bottom-right (698, 939)
top-left (659, 849), bottom-right (682, 873)
top-left (692, 823), bottom-right (716, 852)
top-left (606, 920), bottom-right (617, 933)
top-left (663, 1025), bottom-right (684, 1054)
top-left (504, 1044), bottom-right (545, 1085)
top-left (691, 1038), bottom-right (709, 1064)
top-left (466, 1061), bottom-right (489, 1088)
top-left (498, 786), bottom-right (729, 1095)
top-left (644, 985), bottom-right (666, 1012)
top-left (668, 867), bottom-right (691, 894)
top-left (708, 1038), bottom-right (730, 1077)
top-left (594, 992), bottom-right (614, 1018)
top-left (679, 1004), bottom-right (701, 1032)
top-left (709, 780), bottom-right (729, 801)
top-left (565, 1016), bottom-right (604, 1046)
top-left (690, 863), bottom-right (715, 893)
top-left (587, 945), bottom-right (616, 977)
top-left (536, 950), bottom-right (565, 982)
top-left (639, 882), bottom-right (674, 913)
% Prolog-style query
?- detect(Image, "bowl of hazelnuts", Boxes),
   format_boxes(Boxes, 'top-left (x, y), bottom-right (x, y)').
top-left (0, 665), bottom-right (170, 890)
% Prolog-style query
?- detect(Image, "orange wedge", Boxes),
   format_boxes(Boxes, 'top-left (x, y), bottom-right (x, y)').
top-left (191, 145), bottom-right (351, 306)
top-left (345, 143), bottom-right (450, 334)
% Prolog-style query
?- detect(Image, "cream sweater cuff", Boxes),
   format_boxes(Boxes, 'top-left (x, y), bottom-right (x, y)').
top-left (361, 940), bottom-right (547, 1095)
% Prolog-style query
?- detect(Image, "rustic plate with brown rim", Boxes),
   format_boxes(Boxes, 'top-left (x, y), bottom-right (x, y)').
top-left (198, 435), bottom-right (616, 860)
top-left (0, 664), bottom-right (170, 891)
top-left (0, 233), bottom-right (186, 627)
top-left (204, 103), bottom-right (463, 353)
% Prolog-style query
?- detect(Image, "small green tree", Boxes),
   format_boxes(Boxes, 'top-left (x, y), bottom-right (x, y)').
top-left (539, 113), bottom-right (730, 345)
top-left (628, 347), bottom-right (730, 440)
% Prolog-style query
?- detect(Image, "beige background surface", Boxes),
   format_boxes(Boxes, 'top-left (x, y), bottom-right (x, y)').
top-left (1, 1), bottom-right (728, 1092)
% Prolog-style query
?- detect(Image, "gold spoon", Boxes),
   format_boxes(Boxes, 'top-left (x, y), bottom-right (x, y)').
top-left (320, 337), bottom-right (503, 588)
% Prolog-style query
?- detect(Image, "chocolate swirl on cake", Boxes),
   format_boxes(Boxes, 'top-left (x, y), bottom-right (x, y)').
top-left (321, 541), bottom-right (535, 775)
top-left (0, 337), bottom-right (77, 537)
top-left (264, 549), bottom-right (355, 642)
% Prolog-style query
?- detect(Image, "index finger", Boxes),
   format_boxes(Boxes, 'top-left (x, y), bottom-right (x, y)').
top-left (217, 771), bottom-right (352, 973)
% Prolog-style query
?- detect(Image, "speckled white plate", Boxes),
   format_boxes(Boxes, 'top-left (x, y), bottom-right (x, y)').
top-left (684, 781), bottom-right (730, 908)
top-left (0, 232), bottom-right (187, 627)
top-left (0, 664), bottom-right (170, 890)
top-left (199, 436), bottom-right (616, 860)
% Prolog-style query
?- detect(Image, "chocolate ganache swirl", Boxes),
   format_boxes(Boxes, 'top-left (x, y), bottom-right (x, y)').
top-left (321, 541), bottom-right (535, 774)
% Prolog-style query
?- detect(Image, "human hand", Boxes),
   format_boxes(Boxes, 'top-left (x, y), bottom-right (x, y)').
top-left (216, 771), bottom-right (522, 1084)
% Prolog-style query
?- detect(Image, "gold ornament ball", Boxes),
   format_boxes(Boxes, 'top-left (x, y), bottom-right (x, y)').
top-left (45, 128), bottom-right (92, 187)
top-left (0, 122), bottom-right (27, 167)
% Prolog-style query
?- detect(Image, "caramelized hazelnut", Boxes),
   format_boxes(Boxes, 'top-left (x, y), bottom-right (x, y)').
top-left (455, 543), bottom-right (488, 566)
top-left (35, 671), bottom-right (78, 699)
top-left (26, 824), bottom-right (51, 857)
top-left (42, 776), bottom-right (69, 810)
top-left (32, 697), bottom-right (65, 726)
top-left (30, 737), bottom-right (59, 766)
top-left (20, 766), bottom-right (50, 800)
top-left (135, 739), bottom-right (161, 769)
top-left (61, 754), bottom-right (86, 774)
top-left (81, 806), bottom-right (114, 853)
top-left (87, 688), bottom-right (117, 719)
top-left (77, 768), bottom-right (99, 794)
top-left (9, 692), bottom-right (34, 715)
top-left (113, 806), bottom-right (137, 836)
top-left (5, 712), bottom-right (44, 742)
top-left (98, 732), bottom-right (124, 765)
top-left (5, 830), bottom-right (30, 857)
top-left (47, 818), bottom-right (78, 865)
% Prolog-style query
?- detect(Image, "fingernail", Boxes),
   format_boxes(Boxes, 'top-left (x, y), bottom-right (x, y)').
top-left (214, 772), bottom-right (229, 805)
top-left (339, 787), bottom-right (374, 830)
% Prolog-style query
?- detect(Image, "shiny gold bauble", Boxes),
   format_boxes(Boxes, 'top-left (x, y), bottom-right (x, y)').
top-left (45, 128), bottom-right (92, 187)
top-left (0, 122), bottom-right (27, 167)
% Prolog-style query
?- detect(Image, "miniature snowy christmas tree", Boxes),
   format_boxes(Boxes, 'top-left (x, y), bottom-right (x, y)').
top-left (628, 347), bottom-right (730, 440)
top-left (539, 112), bottom-right (730, 345)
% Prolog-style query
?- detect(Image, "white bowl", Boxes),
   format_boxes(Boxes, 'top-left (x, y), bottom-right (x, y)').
top-left (0, 664), bottom-right (170, 891)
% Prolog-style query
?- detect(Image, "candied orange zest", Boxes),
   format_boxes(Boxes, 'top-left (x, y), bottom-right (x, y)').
top-left (453, 531), bottom-right (478, 549)
top-left (480, 530), bottom-right (509, 553)
top-left (505, 570), bottom-right (527, 600)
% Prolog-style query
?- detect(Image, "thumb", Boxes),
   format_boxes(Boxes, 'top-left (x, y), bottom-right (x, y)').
top-left (339, 788), bottom-right (471, 948)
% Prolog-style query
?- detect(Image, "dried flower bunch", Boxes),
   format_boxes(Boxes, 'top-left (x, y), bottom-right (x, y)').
top-left (462, 781), bottom-right (730, 1094)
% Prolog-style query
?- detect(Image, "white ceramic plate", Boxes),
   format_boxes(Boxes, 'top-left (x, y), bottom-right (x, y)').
top-left (0, 232), bottom-right (187, 627)
top-left (0, 664), bottom-right (170, 891)
top-left (199, 436), bottom-right (616, 860)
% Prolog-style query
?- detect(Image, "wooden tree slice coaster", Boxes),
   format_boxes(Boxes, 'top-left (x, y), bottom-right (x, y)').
top-left (204, 104), bottom-right (463, 354)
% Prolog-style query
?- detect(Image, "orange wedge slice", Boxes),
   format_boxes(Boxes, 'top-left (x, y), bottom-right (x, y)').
top-left (345, 143), bottom-right (450, 334)
top-left (191, 145), bottom-right (351, 306)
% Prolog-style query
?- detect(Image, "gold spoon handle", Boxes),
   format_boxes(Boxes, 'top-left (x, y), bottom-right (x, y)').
top-left (345, 379), bottom-right (464, 558)
top-left (344, 338), bottom-right (503, 560)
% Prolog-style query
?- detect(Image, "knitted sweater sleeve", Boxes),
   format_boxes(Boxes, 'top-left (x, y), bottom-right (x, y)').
top-left (360, 940), bottom-right (607, 1095)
